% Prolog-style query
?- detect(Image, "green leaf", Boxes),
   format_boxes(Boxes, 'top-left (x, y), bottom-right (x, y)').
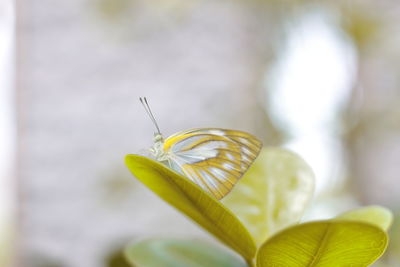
top-left (124, 239), bottom-right (247, 267)
top-left (125, 155), bottom-right (256, 261)
top-left (223, 147), bottom-right (314, 245)
top-left (335, 205), bottom-right (393, 231)
top-left (106, 248), bottom-right (131, 267)
top-left (257, 221), bottom-right (388, 267)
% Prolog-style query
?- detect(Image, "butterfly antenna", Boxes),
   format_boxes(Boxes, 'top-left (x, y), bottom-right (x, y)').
top-left (139, 97), bottom-right (161, 134)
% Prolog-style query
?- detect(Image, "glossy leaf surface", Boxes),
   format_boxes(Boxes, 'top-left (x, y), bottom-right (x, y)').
top-left (257, 221), bottom-right (388, 267)
top-left (223, 147), bottom-right (314, 244)
top-left (125, 155), bottom-right (256, 261)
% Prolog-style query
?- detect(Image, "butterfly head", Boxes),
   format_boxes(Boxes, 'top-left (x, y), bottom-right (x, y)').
top-left (150, 132), bottom-right (168, 161)
top-left (153, 132), bottom-right (164, 142)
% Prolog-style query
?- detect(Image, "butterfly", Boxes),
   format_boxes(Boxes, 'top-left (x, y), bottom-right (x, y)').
top-left (140, 97), bottom-right (262, 200)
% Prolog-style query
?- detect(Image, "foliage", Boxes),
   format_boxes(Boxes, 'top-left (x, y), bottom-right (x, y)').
top-left (124, 239), bottom-right (247, 267)
top-left (335, 205), bottom-right (393, 231)
top-left (223, 148), bottom-right (314, 245)
top-left (124, 154), bottom-right (256, 261)
top-left (257, 221), bottom-right (387, 267)
top-left (124, 148), bottom-right (392, 266)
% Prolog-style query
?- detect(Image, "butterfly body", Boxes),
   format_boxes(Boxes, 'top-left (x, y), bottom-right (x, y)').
top-left (149, 128), bottom-right (262, 199)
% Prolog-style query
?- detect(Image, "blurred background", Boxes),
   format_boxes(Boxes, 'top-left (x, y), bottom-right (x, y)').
top-left (0, 0), bottom-right (399, 266)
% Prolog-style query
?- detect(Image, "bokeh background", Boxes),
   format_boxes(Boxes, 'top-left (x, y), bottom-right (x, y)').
top-left (1, 0), bottom-right (400, 266)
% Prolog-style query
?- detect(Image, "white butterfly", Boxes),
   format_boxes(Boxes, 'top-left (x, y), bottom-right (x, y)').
top-left (140, 97), bottom-right (262, 199)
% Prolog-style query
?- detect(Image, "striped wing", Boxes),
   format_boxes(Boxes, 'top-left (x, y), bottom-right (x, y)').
top-left (163, 128), bottom-right (262, 199)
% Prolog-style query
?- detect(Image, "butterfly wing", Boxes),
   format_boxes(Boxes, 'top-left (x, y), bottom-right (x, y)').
top-left (163, 128), bottom-right (262, 199)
